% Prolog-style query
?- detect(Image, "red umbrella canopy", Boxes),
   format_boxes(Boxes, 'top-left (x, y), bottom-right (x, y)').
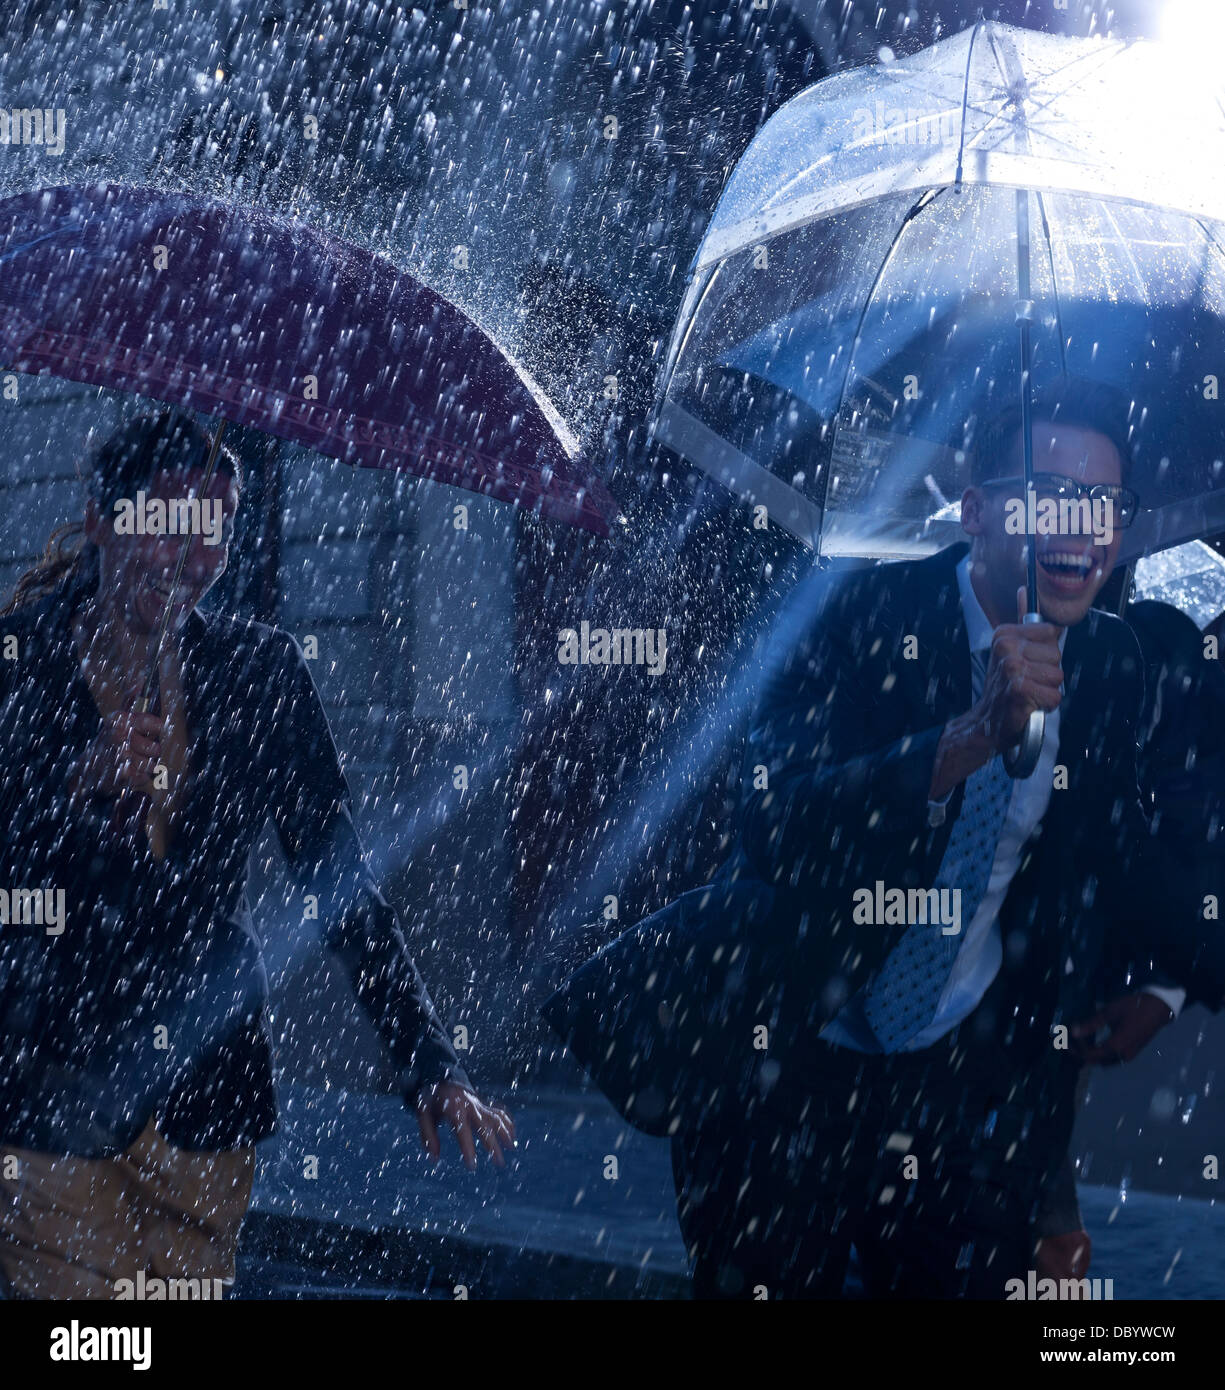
top-left (0, 182), bottom-right (618, 535)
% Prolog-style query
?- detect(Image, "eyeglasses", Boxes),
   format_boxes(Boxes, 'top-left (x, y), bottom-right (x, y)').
top-left (980, 472), bottom-right (1141, 529)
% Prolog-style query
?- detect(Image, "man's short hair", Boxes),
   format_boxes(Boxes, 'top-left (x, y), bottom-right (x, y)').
top-left (970, 379), bottom-right (1136, 488)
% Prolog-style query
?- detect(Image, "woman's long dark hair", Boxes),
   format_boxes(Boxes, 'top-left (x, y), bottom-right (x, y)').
top-left (1, 410), bottom-right (242, 617)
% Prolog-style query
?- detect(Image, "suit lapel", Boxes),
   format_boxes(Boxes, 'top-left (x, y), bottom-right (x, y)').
top-left (893, 542), bottom-right (972, 728)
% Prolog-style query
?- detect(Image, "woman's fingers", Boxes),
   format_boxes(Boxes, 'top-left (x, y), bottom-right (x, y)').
top-left (418, 1087), bottom-right (516, 1168)
top-left (451, 1113), bottom-right (479, 1171)
top-left (490, 1106), bottom-right (515, 1148)
top-left (93, 710), bottom-right (166, 801)
top-left (473, 1108), bottom-right (507, 1167)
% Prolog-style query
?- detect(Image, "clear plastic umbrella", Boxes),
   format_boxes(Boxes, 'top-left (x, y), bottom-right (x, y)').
top-left (656, 20), bottom-right (1225, 772)
top-left (1132, 540), bottom-right (1225, 631)
top-left (657, 21), bottom-right (1225, 565)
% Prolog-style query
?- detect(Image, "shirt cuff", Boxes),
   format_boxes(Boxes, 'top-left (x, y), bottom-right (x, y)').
top-left (1141, 984), bottom-right (1185, 1019)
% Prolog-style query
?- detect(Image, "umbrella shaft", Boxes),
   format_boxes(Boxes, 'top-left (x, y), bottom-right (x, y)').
top-left (1015, 189), bottom-right (1038, 618)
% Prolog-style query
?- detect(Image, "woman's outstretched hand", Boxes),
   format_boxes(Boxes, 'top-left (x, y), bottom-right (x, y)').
top-left (415, 1083), bottom-right (515, 1170)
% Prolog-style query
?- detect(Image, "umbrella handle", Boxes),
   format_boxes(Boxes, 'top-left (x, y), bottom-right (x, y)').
top-left (1003, 708), bottom-right (1045, 779)
top-left (1003, 611), bottom-right (1046, 779)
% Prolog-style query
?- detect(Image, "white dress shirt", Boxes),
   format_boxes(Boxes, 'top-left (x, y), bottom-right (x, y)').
top-left (820, 554), bottom-right (1182, 1054)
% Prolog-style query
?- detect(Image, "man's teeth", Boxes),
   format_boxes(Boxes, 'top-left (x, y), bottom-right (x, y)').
top-left (1040, 552), bottom-right (1093, 576)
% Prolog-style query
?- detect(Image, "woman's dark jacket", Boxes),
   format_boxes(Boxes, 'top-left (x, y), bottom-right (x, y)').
top-left (0, 576), bottom-right (469, 1156)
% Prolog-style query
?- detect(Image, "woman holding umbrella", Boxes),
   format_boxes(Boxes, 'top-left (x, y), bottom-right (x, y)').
top-left (0, 411), bottom-right (513, 1299)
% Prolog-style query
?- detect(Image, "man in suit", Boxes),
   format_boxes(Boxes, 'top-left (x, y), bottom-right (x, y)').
top-left (546, 380), bottom-right (1225, 1298)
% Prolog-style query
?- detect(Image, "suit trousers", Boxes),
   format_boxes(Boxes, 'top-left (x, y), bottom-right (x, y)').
top-left (672, 987), bottom-right (1078, 1300)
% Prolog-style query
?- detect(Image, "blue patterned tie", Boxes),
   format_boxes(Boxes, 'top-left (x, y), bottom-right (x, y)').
top-left (862, 655), bottom-right (1013, 1051)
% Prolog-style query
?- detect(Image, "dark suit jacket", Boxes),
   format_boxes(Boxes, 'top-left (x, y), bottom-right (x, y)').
top-left (545, 543), bottom-right (1225, 1135)
top-left (0, 569), bottom-right (468, 1156)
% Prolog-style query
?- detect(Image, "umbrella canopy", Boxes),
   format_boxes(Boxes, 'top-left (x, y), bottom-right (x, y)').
top-left (0, 182), bottom-right (618, 535)
top-left (656, 23), bottom-right (1225, 562)
top-left (1132, 540), bottom-right (1225, 631)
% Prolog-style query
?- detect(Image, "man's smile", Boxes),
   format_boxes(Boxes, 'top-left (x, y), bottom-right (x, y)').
top-left (1037, 546), bottom-right (1101, 596)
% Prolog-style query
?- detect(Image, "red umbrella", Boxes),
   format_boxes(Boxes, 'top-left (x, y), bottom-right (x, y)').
top-left (0, 182), bottom-right (618, 536)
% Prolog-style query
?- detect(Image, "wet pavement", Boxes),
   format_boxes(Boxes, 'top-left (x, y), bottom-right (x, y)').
top-left (233, 1083), bottom-right (1225, 1299)
top-left (235, 1081), bottom-right (688, 1299)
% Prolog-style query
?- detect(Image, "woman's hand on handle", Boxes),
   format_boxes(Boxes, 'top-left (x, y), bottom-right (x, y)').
top-left (70, 701), bottom-right (164, 803)
top-left (415, 1083), bottom-right (516, 1170)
